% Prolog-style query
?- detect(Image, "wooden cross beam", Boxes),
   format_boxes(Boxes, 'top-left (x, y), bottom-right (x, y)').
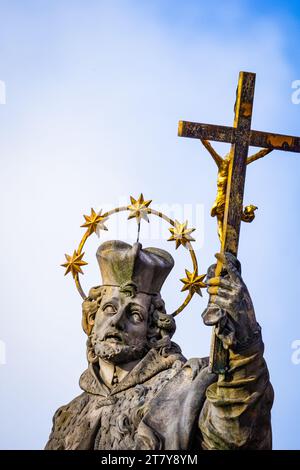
top-left (178, 121), bottom-right (300, 153)
top-left (178, 71), bottom-right (300, 374)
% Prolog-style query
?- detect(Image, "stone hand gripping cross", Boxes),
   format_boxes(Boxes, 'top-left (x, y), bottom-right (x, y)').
top-left (203, 252), bottom-right (259, 353)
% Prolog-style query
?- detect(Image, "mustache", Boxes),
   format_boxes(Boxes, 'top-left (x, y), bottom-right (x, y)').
top-left (93, 328), bottom-right (128, 343)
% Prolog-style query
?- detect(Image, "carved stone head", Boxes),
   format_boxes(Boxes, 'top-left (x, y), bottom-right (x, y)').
top-left (82, 240), bottom-right (176, 365)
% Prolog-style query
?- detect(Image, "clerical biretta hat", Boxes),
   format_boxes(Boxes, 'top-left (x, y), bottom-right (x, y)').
top-left (96, 240), bottom-right (174, 295)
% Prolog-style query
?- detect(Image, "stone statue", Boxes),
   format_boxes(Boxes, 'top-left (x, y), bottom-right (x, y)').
top-left (45, 240), bottom-right (273, 450)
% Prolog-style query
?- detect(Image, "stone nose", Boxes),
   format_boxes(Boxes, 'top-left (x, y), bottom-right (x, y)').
top-left (109, 305), bottom-right (127, 330)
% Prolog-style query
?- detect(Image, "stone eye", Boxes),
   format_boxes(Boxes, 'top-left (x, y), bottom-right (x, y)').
top-left (130, 311), bottom-right (143, 323)
top-left (103, 304), bottom-right (117, 314)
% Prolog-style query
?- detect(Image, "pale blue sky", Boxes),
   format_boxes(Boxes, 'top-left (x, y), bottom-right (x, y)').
top-left (0, 0), bottom-right (299, 449)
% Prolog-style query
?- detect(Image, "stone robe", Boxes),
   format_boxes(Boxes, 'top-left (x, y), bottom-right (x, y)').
top-left (45, 335), bottom-right (273, 450)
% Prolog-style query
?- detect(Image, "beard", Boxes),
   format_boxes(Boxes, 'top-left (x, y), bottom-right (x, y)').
top-left (90, 330), bottom-right (149, 365)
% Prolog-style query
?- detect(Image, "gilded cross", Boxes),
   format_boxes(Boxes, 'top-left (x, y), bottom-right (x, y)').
top-left (178, 71), bottom-right (300, 373)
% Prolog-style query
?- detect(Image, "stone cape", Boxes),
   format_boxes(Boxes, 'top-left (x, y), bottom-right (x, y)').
top-left (45, 343), bottom-right (216, 450)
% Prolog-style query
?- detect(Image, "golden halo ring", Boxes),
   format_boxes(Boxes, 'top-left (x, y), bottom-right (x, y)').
top-left (64, 204), bottom-right (203, 317)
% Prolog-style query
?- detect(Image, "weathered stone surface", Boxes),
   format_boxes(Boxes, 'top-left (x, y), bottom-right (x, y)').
top-left (45, 241), bottom-right (273, 450)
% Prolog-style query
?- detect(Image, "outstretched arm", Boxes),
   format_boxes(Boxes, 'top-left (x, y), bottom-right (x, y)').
top-left (199, 253), bottom-right (274, 450)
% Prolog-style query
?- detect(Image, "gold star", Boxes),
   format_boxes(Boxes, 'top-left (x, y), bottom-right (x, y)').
top-left (61, 250), bottom-right (88, 278)
top-left (81, 208), bottom-right (108, 235)
top-left (180, 269), bottom-right (206, 296)
top-left (127, 193), bottom-right (152, 223)
top-left (168, 220), bottom-right (195, 249)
